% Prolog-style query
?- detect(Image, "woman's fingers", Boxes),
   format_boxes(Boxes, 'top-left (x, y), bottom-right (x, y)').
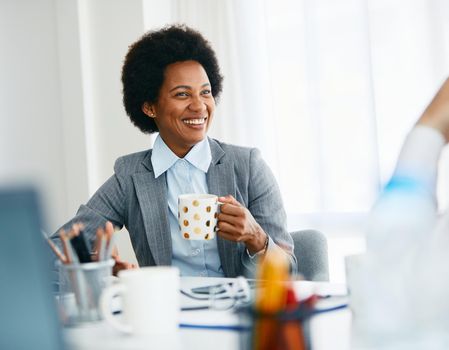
top-left (218, 195), bottom-right (245, 218)
top-left (217, 194), bottom-right (255, 234)
top-left (220, 204), bottom-right (244, 217)
top-left (218, 194), bottom-right (239, 203)
top-left (218, 195), bottom-right (242, 208)
top-left (218, 212), bottom-right (243, 225)
top-left (217, 194), bottom-right (265, 250)
top-left (217, 230), bottom-right (242, 242)
top-left (217, 221), bottom-right (240, 235)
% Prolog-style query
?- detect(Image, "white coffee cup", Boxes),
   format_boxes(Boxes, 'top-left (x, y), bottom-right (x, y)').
top-left (178, 193), bottom-right (219, 240)
top-left (100, 266), bottom-right (180, 336)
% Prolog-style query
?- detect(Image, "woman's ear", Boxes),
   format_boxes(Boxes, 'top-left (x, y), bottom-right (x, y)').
top-left (142, 102), bottom-right (156, 118)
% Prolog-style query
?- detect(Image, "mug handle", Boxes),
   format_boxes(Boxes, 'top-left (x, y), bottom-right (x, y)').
top-left (100, 284), bottom-right (132, 333)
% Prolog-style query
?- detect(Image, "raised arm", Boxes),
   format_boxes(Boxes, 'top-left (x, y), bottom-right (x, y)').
top-left (417, 77), bottom-right (449, 142)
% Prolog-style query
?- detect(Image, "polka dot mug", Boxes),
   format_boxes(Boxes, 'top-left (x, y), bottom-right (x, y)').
top-left (178, 194), bottom-right (220, 240)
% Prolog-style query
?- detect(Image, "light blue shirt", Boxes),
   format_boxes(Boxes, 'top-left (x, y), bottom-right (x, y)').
top-left (151, 135), bottom-right (225, 277)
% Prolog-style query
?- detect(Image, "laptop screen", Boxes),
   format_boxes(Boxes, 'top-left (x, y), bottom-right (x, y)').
top-left (0, 187), bottom-right (65, 350)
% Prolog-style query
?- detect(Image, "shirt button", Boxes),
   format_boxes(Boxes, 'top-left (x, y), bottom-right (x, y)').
top-left (191, 249), bottom-right (201, 256)
top-left (199, 270), bottom-right (208, 277)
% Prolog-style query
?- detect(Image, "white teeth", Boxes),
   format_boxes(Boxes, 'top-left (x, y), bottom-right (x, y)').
top-left (183, 118), bottom-right (205, 125)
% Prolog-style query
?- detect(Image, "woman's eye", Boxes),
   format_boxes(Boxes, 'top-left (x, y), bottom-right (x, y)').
top-left (201, 89), bottom-right (212, 95)
top-left (175, 92), bottom-right (189, 97)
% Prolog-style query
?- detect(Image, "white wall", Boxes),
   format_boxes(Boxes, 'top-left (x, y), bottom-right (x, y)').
top-left (0, 0), bottom-right (152, 264)
top-left (0, 0), bottom-right (69, 231)
top-left (0, 1), bottom-right (152, 235)
top-left (77, 0), bottom-right (151, 193)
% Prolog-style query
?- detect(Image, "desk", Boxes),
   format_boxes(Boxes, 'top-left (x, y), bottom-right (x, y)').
top-left (64, 277), bottom-right (351, 350)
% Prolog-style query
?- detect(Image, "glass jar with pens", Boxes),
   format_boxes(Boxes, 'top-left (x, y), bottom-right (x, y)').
top-left (46, 222), bottom-right (118, 325)
top-left (58, 259), bottom-right (115, 324)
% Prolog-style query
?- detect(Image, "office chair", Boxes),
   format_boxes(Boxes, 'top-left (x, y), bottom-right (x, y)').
top-left (291, 230), bottom-right (329, 281)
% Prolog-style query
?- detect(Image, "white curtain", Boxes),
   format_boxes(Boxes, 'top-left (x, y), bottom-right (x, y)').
top-left (147, 0), bottom-right (449, 226)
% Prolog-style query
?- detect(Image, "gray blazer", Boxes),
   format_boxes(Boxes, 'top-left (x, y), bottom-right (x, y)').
top-left (55, 138), bottom-right (296, 277)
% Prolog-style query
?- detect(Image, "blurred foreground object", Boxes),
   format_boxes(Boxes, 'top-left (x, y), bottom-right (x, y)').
top-left (252, 249), bottom-right (306, 350)
top-left (348, 77), bottom-right (449, 349)
top-left (0, 187), bottom-right (65, 349)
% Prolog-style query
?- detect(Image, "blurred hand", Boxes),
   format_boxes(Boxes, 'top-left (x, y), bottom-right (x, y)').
top-left (111, 253), bottom-right (138, 276)
top-left (217, 195), bottom-right (268, 254)
top-left (418, 77), bottom-right (449, 142)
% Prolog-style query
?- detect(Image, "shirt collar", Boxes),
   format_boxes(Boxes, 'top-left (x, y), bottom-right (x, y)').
top-left (151, 135), bottom-right (212, 178)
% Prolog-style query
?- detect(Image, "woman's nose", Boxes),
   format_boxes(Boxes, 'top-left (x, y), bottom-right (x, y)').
top-left (188, 95), bottom-right (206, 112)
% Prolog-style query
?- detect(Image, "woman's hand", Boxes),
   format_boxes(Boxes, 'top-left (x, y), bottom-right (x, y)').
top-left (217, 195), bottom-right (268, 254)
top-left (111, 250), bottom-right (138, 276)
top-left (418, 77), bottom-right (449, 142)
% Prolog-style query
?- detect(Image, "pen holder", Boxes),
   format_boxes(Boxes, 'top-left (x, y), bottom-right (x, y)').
top-left (57, 259), bottom-right (114, 325)
top-left (236, 298), bottom-right (314, 350)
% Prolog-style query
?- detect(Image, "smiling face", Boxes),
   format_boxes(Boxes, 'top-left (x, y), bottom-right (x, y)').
top-left (143, 60), bottom-right (216, 158)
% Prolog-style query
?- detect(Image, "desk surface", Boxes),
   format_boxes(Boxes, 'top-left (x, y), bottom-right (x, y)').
top-left (64, 277), bottom-right (351, 350)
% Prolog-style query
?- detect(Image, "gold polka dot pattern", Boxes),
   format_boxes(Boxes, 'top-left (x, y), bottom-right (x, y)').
top-left (178, 195), bottom-right (219, 241)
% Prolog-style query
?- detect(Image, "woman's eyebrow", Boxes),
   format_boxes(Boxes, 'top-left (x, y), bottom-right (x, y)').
top-left (169, 83), bottom-right (211, 92)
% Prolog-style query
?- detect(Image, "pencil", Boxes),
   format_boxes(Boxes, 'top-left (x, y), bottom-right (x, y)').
top-left (59, 229), bottom-right (72, 264)
top-left (41, 230), bottom-right (67, 263)
top-left (46, 237), bottom-right (67, 263)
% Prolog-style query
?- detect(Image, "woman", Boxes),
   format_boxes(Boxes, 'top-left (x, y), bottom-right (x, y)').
top-left (55, 24), bottom-right (296, 277)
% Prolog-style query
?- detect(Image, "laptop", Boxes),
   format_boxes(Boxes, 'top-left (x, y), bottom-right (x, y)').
top-left (0, 187), bottom-right (65, 350)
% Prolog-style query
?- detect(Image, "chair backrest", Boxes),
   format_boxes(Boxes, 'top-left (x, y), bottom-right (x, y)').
top-left (290, 230), bottom-right (329, 281)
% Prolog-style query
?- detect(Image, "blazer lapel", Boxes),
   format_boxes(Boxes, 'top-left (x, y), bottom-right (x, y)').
top-left (132, 152), bottom-right (172, 266)
top-left (207, 139), bottom-right (239, 277)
